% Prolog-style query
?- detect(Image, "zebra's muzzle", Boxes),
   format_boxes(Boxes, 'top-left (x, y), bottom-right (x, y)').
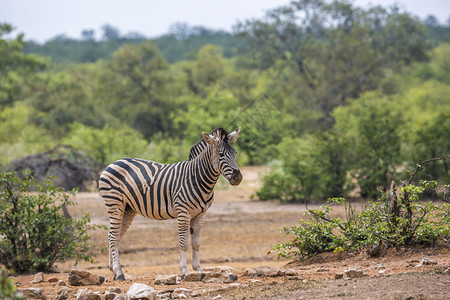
top-left (229, 169), bottom-right (242, 186)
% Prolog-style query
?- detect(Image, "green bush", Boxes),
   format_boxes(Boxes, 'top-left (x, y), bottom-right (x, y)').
top-left (273, 178), bottom-right (450, 260)
top-left (0, 270), bottom-right (21, 300)
top-left (0, 171), bottom-right (103, 273)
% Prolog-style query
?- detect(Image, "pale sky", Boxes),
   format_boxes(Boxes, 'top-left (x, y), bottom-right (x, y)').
top-left (2, 0), bottom-right (449, 43)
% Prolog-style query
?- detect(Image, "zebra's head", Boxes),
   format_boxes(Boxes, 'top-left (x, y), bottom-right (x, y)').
top-left (202, 128), bottom-right (243, 186)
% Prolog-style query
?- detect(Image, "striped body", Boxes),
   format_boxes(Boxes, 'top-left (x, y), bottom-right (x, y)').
top-left (99, 128), bottom-right (242, 280)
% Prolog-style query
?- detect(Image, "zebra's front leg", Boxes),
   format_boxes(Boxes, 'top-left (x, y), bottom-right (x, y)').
top-left (191, 213), bottom-right (206, 271)
top-left (177, 212), bottom-right (191, 279)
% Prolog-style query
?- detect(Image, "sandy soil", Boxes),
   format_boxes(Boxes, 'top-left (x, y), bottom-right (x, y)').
top-left (11, 166), bottom-right (450, 299)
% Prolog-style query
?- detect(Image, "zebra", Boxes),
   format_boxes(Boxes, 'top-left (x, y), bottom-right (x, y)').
top-left (99, 127), bottom-right (242, 280)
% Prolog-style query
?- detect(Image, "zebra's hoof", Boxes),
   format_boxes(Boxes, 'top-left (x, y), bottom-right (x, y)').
top-left (114, 274), bottom-right (125, 281)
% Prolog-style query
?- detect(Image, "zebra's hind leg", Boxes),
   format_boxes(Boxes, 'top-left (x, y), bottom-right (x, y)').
top-left (107, 204), bottom-right (127, 281)
top-left (190, 213), bottom-right (206, 271)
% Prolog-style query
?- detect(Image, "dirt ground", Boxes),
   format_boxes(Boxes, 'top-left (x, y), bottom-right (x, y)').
top-left (11, 166), bottom-right (450, 299)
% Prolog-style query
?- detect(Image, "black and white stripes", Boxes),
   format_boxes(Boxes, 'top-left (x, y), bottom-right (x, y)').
top-left (99, 128), bottom-right (242, 280)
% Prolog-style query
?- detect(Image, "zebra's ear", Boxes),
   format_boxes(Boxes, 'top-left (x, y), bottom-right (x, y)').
top-left (228, 127), bottom-right (241, 143)
top-left (202, 132), bottom-right (220, 146)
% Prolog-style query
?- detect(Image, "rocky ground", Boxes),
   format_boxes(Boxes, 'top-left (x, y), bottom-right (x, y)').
top-left (9, 166), bottom-right (450, 299)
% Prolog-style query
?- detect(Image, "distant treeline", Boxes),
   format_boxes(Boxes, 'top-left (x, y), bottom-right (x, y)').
top-left (23, 23), bottom-right (248, 64)
top-left (23, 18), bottom-right (450, 65)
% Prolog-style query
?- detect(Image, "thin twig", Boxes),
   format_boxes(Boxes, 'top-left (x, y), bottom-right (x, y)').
top-left (406, 155), bottom-right (450, 185)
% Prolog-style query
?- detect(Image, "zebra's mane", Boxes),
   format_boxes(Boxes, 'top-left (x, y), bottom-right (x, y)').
top-left (188, 127), bottom-right (229, 161)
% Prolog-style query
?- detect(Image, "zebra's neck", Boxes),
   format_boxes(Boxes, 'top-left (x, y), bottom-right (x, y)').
top-left (187, 144), bottom-right (220, 194)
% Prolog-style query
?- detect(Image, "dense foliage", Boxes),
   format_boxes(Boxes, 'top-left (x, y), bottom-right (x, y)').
top-left (1, 0), bottom-right (449, 198)
top-left (273, 164), bottom-right (450, 259)
top-left (0, 171), bottom-right (103, 273)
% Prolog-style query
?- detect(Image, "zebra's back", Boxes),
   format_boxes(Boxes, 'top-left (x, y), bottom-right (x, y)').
top-left (99, 158), bottom-right (180, 220)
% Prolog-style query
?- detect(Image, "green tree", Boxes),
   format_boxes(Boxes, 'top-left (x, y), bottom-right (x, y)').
top-left (235, 0), bottom-right (430, 125)
top-left (334, 92), bottom-right (403, 198)
top-left (63, 122), bottom-right (149, 166)
top-left (104, 41), bottom-right (173, 138)
top-left (0, 23), bottom-right (47, 107)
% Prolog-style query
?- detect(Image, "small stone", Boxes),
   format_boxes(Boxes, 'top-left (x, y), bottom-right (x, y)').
top-left (104, 290), bottom-right (117, 300)
top-left (20, 287), bottom-right (46, 299)
top-left (255, 266), bottom-right (286, 277)
top-left (335, 273), bottom-right (344, 280)
top-left (154, 274), bottom-right (180, 285)
top-left (244, 268), bottom-right (257, 276)
top-left (57, 280), bottom-right (66, 286)
top-left (56, 287), bottom-right (71, 300)
top-left (183, 271), bottom-right (206, 281)
top-left (68, 269), bottom-right (105, 286)
top-left (203, 272), bottom-right (238, 283)
top-left (108, 287), bottom-right (121, 293)
top-left (379, 269), bottom-right (391, 275)
top-left (371, 264), bottom-right (385, 270)
top-left (203, 266), bottom-right (234, 273)
top-left (344, 269), bottom-right (364, 278)
top-left (421, 257), bottom-right (437, 265)
top-left (126, 283), bottom-right (156, 300)
top-left (157, 292), bottom-right (171, 299)
top-left (32, 272), bottom-right (45, 283)
top-left (285, 269), bottom-right (298, 276)
top-left (172, 288), bottom-right (192, 298)
top-left (48, 277), bottom-right (59, 283)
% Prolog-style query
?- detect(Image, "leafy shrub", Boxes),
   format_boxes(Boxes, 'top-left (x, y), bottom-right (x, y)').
top-left (273, 177), bottom-right (450, 260)
top-left (0, 171), bottom-right (103, 273)
top-left (0, 270), bottom-right (21, 300)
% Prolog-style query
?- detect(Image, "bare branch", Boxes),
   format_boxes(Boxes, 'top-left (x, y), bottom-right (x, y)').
top-left (406, 155), bottom-right (450, 186)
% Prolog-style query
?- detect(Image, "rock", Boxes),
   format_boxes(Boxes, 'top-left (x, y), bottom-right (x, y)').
top-left (344, 269), bottom-right (364, 278)
top-left (31, 272), bottom-right (45, 283)
top-left (68, 269), bottom-right (105, 286)
top-left (335, 273), bottom-right (344, 280)
top-left (202, 272), bottom-right (238, 283)
top-left (56, 287), bottom-right (72, 300)
top-left (20, 288), bottom-right (46, 299)
top-left (75, 289), bottom-right (101, 300)
top-left (108, 287), bottom-right (122, 293)
top-left (203, 266), bottom-right (235, 274)
top-left (153, 274), bottom-right (180, 285)
top-left (126, 283), bottom-right (156, 300)
top-left (183, 271), bottom-right (206, 281)
top-left (285, 269), bottom-right (298, 276)
top-left (244, 268), bottom-right (257, 276)
top-left (104, 290), bottom-right (118, 300)
top-left (48, 277), bottom-right (59, 283)
top-left (421, 257), bottom-right (437, 265)
top-left (157, 292), bottom-right (171, 299)
top-left (371, 264), bottom-right (385, 270)
top-left (57, 280), bottom-right (66, 286)
top-left (255, 266), bottom-right (286, 277)
top-left (172, 288), bottom-right (192, 299)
